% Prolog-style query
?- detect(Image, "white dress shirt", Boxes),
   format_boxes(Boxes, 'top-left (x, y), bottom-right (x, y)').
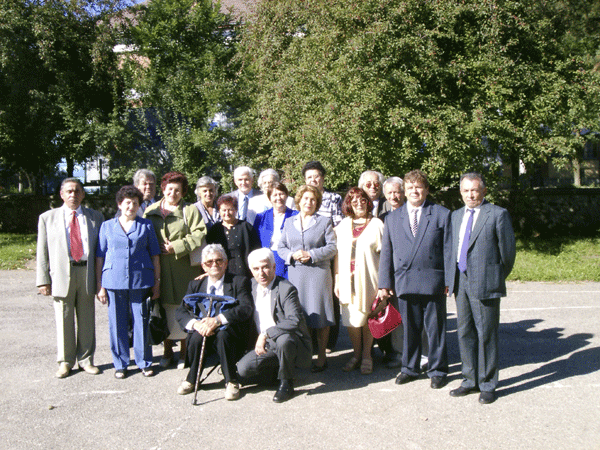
top-left (254, 279), bottom-right (276, 335)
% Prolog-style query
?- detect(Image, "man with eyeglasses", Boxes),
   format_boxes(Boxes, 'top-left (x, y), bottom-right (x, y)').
top-left (175, 244), bottom-right (253, 401)
top-left (358, 170), bottom-right (388, 217)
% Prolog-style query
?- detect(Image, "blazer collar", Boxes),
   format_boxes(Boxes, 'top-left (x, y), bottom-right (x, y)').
top-left (468, 200), bottom-right (490, 246)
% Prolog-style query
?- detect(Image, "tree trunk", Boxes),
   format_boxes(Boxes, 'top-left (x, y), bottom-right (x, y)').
top-left (67, 158), bottom-right (74, 177)
top-left (573, 158), bottom-right (581, 187)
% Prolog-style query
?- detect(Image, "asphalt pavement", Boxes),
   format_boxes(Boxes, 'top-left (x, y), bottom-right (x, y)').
top-left (1, 269), bottom-right (599, 450)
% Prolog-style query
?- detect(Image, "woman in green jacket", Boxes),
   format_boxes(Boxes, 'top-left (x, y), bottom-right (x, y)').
top-left (144, 171), bottom-right (206, 369)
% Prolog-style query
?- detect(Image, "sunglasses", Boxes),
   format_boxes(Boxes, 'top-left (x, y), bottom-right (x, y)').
top-left (203, 258), bottom-right (225, 267)
top-left (365, 182), bottom-right (380, 189)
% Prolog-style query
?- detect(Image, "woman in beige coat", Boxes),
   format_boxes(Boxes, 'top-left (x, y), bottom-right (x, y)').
top-left (334, 187), bottom-right (384, 375)
top-left (144, 172), bottom-right (206, 369)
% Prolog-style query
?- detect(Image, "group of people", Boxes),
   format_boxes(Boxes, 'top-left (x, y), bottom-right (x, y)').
top-left (36, 161), bottom-right (515, 405)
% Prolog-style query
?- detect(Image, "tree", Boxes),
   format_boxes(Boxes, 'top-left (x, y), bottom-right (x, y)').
top-left (0, 0), bottom-right (132, 190)
top-left (121, 0), bottom-right (240, 186)
top-left (234, 0), bottom-right (600, 192)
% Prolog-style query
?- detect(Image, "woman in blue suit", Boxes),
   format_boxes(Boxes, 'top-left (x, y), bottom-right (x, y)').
top-left (253, 182), bottom-right (298, 278)
top-left (96, 186), bottom-right (161, 379)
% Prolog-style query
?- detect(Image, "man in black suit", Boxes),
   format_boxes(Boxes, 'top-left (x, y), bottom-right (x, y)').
top-left (378, 170), bottom-right (452, 390)
top-left (237, 249), bottom-right (312, 403)
top-left (175, 244), bottom-right (253, 401)
top-left (447, 172), bottom-right (516, 404)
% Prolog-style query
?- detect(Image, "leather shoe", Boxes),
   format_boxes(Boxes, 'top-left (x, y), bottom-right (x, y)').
top-left (430, 376), bottom-right (446, 389)
top-left (310, 361), bottom-right (328, 373)
top-left (395, 373), bottom-right (417, 385)
top-left (273, 380), bottom-right (294, 403)
top-left (177, 381), bottom-right (194, 395)
top-left (449, 386), bottom-right (479, 397)
top-left (82, 364), bottom-right (100, 375)
top-left (225, 381), bottom-right (240, 401)
top-left (386, 354), bottom-right (403, 369)
top-left (55, 362), bottom-right (72, 379)
top-left (479, 391), bottom-right (497, 404)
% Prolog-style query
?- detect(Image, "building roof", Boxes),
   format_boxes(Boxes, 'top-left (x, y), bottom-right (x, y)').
top-left (218, 0), bottom-right (258, 20)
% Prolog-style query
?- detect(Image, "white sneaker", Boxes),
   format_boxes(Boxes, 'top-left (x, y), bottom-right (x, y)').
top-left (224, 382), bottom-right (240, 401)
top-left (177, 381), bottom-right (194, 395)
top-left (177, 359), bottom-right (185, 370)
top-left (55, 362), bottom-right (72, 378)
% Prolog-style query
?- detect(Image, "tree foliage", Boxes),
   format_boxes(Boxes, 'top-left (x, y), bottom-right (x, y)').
top-left (0, 0), bottom-right (131, 185)
top-left (121, 0), bottom-right (240, 185)
top-left (235, 0), bottom-right (600, 191)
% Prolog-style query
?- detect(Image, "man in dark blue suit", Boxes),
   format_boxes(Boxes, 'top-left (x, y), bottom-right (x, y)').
top-left (378, 170), bottom-right (452, 389)
top-left (447, 173), bottom-right (516, 404)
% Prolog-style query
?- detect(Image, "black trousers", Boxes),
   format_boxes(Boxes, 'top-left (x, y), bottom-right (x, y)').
top-left (185, 324), bottom-right (247, 384)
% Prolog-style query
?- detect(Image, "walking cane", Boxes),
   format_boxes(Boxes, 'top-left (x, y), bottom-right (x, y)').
top-left (193, 298), bottom-right (214, 405)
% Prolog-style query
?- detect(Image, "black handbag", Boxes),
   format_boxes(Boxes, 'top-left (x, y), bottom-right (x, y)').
top-left (147, 298), bottom-right (169, 345)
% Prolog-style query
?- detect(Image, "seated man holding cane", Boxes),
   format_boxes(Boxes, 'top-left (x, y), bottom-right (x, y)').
top-left (175, 244), bottom-right (253, 401)
top-left (237, 248), bottom-right (312, 403)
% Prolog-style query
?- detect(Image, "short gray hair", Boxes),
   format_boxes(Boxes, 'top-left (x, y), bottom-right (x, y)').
top-left (133, 169), bottom-right (156, 186)
top-left (358, 170), bottom-right (385, 189)
top-left (233, 166), bottom-right (254, 180)
top-left (460, 172), bottom-right (485, 188)
top-left (257, 169), bottom-right (280, 187)
top-left (247, 248), bottom-right (276, 268)
top-left (195, 176), bottom-right (218, 199)
top-left (202, 244), bottom-right (228, 263)
top-left (383, 176), bottom-right (404, 192)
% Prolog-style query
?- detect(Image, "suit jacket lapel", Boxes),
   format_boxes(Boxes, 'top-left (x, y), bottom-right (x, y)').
top-left (270, 278), bottom-right (279, 320)
top-left (399, 206), bottom-right (412, 241)
top-left (406, 201), bottom-right (431, 266)
top-left (469, 200), bottom-right (490, 248)
top-left (453, 207), bottom-right (465, 257)
top-left (223, 275), bottom-right (234, 297)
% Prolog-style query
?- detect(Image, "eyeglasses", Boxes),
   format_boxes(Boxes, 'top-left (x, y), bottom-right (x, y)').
top-left (365, 182), bottom-right (380, 189)
top-left (203, 258), bottom-right (225, 267)
top-left (351, 198), bottom-right (367, 205)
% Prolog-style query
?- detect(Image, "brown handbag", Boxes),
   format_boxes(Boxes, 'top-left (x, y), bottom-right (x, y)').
top-left (368, 297), bottom-right (402, 339)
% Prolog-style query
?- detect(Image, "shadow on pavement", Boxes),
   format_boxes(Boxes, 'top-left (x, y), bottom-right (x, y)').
top-left (497, 319), bottom-right (597, 396)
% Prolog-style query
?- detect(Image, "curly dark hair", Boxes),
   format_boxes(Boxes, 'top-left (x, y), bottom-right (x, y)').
top-left (301, 161), bottom-right (326, 178)
top-left (342, 187), bottom-right (373, 219)
top-left (216, 194), bottom-right (238, 211)
top-left (160, 171), bottom-right (189, 195)
top-left (116, 185), bottom-right (143, 205)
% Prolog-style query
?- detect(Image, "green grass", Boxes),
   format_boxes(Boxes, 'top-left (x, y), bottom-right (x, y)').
top-left (508, 236), bottom-right (600, 282)
top-left (0, 233), bottom-right (36, 270)
top-left (0, 233), bottom-right (598, 281)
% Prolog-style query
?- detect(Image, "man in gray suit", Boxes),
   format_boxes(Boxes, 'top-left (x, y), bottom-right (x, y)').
top-left (237, 248), bottom-right (312, 403)
top-left (447, 172), bottom-right (516, 404)
top-left (378, 170), bottom-right (452, 390)
top-left (37, 178), bottom-right (104, 378)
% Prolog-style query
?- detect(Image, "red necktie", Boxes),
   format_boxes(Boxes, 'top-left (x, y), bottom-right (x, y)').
top-left (70, 211), bottom-right (83, 262)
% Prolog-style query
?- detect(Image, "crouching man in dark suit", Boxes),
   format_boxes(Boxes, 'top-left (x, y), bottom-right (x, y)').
top-left (237, 248), bottom-right (312, 403)
top-left (447, 172), bottom-right (516, 404)
top-left (175, 244), bottom-right (253, 401)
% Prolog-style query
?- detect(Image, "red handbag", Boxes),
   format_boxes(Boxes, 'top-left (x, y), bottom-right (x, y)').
top-left (368, 297), bottom-right (402, 339)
